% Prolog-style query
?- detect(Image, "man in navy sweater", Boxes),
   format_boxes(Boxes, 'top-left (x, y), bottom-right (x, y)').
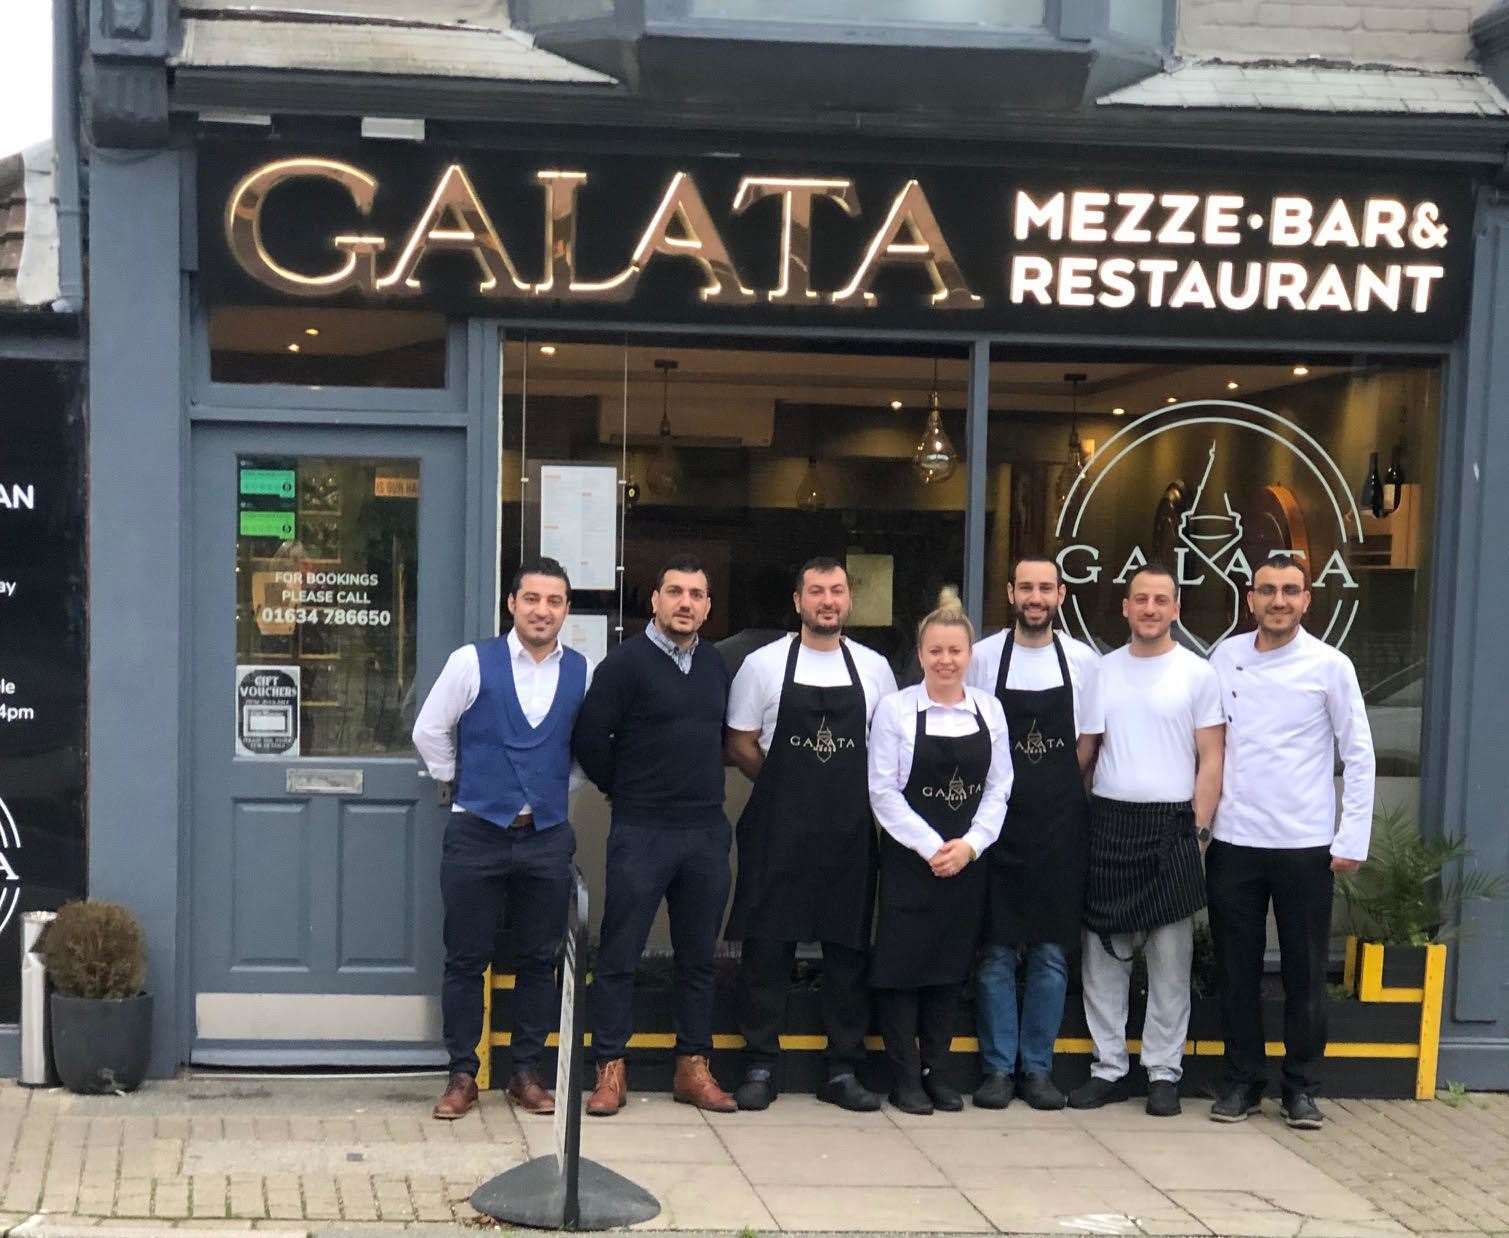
top-left (574, 554), bottom-right (737, 1115)
top-left (413, 557), bottom-right (592, 1120)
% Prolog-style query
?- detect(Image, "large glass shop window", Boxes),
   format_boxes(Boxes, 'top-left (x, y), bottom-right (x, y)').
top-left (234, 456), bottom-right (419, 757)
top-left (984, 357), bottom-right (1441, 817)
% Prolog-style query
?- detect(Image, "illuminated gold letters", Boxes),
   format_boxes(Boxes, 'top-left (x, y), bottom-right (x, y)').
top-left (377, 163), bottom-right (530, 297)
top-left (574, 171), bottom-right (755, 304)
top-left (732, 177), bottom-right (859, 303)
top-left (534, 170), bottom-right (587, 295)
top-left (225, 158), bottom-right (382, 296)
top-left (831, 179), bottom-right (980, 309)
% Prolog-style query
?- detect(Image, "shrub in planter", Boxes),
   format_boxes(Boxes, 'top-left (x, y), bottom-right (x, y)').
top-left (40, 901), bottom-right (152, 1094)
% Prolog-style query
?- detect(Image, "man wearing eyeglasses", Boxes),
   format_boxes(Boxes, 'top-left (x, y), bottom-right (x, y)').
top-left (1206, 554), bottom-right (1375, 1131)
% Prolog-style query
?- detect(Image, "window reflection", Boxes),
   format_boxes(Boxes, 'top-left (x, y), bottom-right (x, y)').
top-left (210, 307), bottom-right (447, 388)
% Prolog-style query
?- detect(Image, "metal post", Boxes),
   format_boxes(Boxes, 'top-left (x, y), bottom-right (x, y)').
top-left (19, 911), bottom-right (57, 1087)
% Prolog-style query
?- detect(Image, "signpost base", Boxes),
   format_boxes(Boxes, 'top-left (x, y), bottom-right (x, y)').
top-left (470, 1155), bottom-right (661, 1230)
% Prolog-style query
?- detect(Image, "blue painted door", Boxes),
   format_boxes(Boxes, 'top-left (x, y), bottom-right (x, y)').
top-left (190, 425), bottom-right (466, 1064)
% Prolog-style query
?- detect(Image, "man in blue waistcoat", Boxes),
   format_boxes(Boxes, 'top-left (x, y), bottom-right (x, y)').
top-left (413, 557), bottom-right (592, 1120)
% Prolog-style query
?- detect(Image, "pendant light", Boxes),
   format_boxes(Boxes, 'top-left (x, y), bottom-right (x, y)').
top-left (646, 358), bottom-right (682, 499)
top-left (796, 408), bottom-right (826, 512)
top-left (1053, 372), bottom-right (1089, 514)
top-left (912, 357), bottom-right (958, 485)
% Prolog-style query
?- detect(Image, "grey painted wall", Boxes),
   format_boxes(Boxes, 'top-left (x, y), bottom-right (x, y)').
top-left (87, 147), bottom-right (185, 1077)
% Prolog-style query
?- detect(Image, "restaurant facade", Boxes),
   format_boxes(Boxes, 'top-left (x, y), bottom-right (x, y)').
top-left (18, 0), bottom-right (1509, 1087)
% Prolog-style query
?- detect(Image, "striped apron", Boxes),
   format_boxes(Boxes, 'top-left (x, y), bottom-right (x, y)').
top-left (1083, 796), bottom-right (1206, 947)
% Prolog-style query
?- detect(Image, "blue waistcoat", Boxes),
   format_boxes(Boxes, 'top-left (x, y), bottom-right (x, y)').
top-left (455, 637), bottom-right (587, 830)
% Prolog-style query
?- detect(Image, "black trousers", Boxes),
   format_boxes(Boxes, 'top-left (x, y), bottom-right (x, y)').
top-left (874, 984), bottom-right (961, 1088)
top-left (440, 811), bottom-right (574, 1078)
top-left (738, 937), bottom-right (869, 1077)
top-left (1206, 839), bottom-right (1334, 1095)
top-left (592, 818), bottom-right (732, 1062)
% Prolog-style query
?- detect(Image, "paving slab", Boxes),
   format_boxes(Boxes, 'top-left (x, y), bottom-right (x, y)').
top-left (1094, 1127), bottom-right (1355, 1194)
top-left (528, 1121), bottom-right (734, 1166)
top-left (908, 1126), bottom-right (1122, 1183)
top-left (611, 1162), bottom-right (776, 1231)
top-left (755, 1184), bottom-right (993, 1232)
top-left (714, 1125), bottom-right (948, 1188)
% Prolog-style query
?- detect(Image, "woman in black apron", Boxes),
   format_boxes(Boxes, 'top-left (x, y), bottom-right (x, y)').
top-left (976, 630), bottom-right (1089, 1109)
top-left (868, 592), bottom-right (1011, 1115)
top-left (725, 636), bottom-right (876, 1106)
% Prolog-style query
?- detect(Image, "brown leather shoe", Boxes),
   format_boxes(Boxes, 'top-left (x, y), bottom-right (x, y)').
top-left (673, 1054), bottom-right (737, 1113)
top-left (506, 1069), bottom-right (555, 1116)
top-left (586, 1058), bottom-right (628, 1117)
top-left (432, 1072), bottom-right (478, 1120)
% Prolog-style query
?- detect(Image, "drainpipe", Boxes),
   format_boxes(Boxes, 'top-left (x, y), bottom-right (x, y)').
top-left (51, 0), bottom-right (85, 315)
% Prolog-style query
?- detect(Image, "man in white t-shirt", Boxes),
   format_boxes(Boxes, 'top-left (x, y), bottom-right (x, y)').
top-left (1070, 563), bottom-right (1224, 1118)
top-left (966, 556), bottom-right (1103, 1111)
top-left (723, 556), bottom-right (898, 1112)
top-left (1207, 555), bottom-right (1374, 1131)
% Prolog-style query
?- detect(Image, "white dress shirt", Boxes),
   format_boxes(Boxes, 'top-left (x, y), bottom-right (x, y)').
top-left (1210, 627), bottom-right (1376, 861)
top-left (867, 683), bottom-right (1013, 862)
top-left (411, 629), bottom-right (595, 814)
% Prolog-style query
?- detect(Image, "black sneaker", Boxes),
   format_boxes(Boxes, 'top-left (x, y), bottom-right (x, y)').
top-left (973, 1071), bottom-right (1014, 1109)
top-left (922, 1070), bottom-right (963, 1112)
top-left (889, 1080), bottom-right (934, 1115)
top-left (1019, 1071), bottom-right (1068, 1111)
top-left (1210, 1082), bottom-right (1265, 1123)
top-left (1280, 1092), bottom-right (1324, 1130)
top-left (1145, 1079), bottom-right (1181, 1117)
top-left (734, 1070), bottom-right (775, 1111)
top-left (816, 1072), bottom-right (883, 1112)
top-left (1068, 1076), bottom-right (1126, 1109)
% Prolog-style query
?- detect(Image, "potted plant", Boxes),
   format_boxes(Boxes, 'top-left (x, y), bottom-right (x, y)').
top-left (40, 900), bottom-right (152, 1094)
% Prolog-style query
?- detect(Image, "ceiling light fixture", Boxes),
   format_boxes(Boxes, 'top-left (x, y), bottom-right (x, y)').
top-left (286, 343), bottom-right (301, 353)
top-left (1166, 395), bottom-right (1178, 404)
top-left (796, 408), bottom-right (826, 513)
top-left (539, 344), bottom-right (557, 357)
top-left (1226, 380), bottom-right (1239, 390)
top-left (1293, 364), bottom-right (1310, 376)
top-left (911, 358), bottom-right (959, 486)
top-left (1053, 373), bottom-right (1089, 512)
top-left (304, 327), bottom-right (320, 337)
top-left (1112, 406), bottom-right (1126, 416)
top-left (646, 358), bottom-right (682, 499)
top-left (889, 399), bottom-right (904, 411)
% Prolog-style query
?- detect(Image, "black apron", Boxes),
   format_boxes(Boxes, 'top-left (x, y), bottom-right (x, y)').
top-left (987, 632), bottom-right (1089, 951)
top-left (725, 637), bottom-right (875, 949)
top-left (869, 700), bottom-right (991, 989)
top-left (1083, 796), bottom-right (1207, 946)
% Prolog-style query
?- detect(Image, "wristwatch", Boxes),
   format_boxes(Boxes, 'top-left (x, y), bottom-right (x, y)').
top-left (1195, 825), bottom-right (1213, 845)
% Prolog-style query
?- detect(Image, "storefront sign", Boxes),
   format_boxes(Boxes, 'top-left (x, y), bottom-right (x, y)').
top-left (0, 362), bottom-right (88, 1021)
top-left (1055, 399), bottom-right (1364, 654)
top-left (200, 143), bottom-right (1473, 342)
top-left (236, 665), bottom-right (301, 758)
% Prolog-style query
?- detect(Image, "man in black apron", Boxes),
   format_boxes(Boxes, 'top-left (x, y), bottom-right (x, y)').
top-left (967, 555), bottom-right (1102, 1110)
top-left (724, 556), bottom-right (896, 1111)
top-left (1070, 563), bottom-right (1224, 1118)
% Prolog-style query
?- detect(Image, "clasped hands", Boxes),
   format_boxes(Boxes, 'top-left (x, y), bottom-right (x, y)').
top-left (928, 838), bottom-right (975, 878)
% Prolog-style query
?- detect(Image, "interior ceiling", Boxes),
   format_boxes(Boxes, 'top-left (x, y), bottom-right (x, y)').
top-left (215, 307), bottom-right (1349, 416)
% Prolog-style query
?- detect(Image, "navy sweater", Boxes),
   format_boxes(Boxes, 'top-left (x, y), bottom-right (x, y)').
top-left (572, 633), bottom-right (730, 828)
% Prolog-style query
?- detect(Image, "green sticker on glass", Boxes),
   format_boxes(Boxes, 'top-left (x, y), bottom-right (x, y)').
top-left (240, 469), bottom-right (297, 499)
top-left (239, 511), bottom-right (297, 539)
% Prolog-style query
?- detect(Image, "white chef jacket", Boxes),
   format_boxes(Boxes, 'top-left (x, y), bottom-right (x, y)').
top-left (1210, 627), bottom-right (1375, 861)
top-left (866, 683), bottom-right (1013, 862)
top-left (411, 629), bottom-right (595, 814)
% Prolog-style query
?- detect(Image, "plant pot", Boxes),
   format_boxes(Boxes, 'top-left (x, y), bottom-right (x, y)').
top-left (49, 992), bottom-right (153, 1094)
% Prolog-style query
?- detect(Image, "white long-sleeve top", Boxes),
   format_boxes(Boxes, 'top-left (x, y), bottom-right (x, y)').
top-left (1210, 627), bottom-right (1375, 861)
top-left (866, 683), bottom-right (1013, 862)
top-left (411, 629), bottom-right (595, 813)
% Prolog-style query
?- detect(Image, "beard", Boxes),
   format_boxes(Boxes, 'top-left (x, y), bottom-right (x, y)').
top-left (801, 610), bottom-right (846, 637)
top-left (1016, 608), bottom-right (1056, 634)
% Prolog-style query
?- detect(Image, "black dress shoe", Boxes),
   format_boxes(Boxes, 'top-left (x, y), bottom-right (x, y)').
top-left (817, 1072), bottom-right (883, 1112)
top-left (889, 1080), bottom-right (934, 1115)
top-left (922, 1070), bottom-right (963, 1112)
top-left (1019, 1071), bottom-right (1067, 1111)
top-left (1145, 1079), bottom-right (1182, 1117)
top-left (1280, 1092), bottom-right (1324, 1129)
top-left (1210, 1082), bottom-right (1265, 1123)
top-left (734, 1070), bottom-right (775, 1111)
top-left (1067, 1076), bottom-right (1127, 1109)
top-left (973, 1071), bottom-right (1014, 1109)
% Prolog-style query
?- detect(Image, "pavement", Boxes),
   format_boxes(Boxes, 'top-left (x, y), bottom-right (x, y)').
top-left (0, 1075), bottom-right (1505, 1237)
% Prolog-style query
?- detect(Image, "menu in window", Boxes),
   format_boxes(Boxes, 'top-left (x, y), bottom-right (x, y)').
top-left (539, 465), bottom-right (617, 592)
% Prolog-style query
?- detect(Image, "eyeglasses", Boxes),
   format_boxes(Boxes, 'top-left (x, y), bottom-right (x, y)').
top-left (1253, 584), bottom-right (1306, 599)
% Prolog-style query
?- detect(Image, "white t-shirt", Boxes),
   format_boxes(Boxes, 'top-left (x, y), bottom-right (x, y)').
top-left (966, 630), bottom-right (1105, 735)
top-left (725, 635), bottom-right (898, 754)
top-left (1092, 644), bottom-right (1224, 803)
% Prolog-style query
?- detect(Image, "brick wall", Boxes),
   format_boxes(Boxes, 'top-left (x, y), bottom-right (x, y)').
top-left (1176, 0), bottom-right (1499, 67)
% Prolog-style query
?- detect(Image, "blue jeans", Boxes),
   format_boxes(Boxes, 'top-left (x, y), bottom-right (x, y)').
top-left (976, 942), bottom-right (1069, 1076)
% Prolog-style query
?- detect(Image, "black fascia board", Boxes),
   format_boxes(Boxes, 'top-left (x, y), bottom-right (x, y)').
top-left (169, 67), bottom-right (1509, 170)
